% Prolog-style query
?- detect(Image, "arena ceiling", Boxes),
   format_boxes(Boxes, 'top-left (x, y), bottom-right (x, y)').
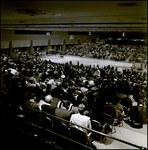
top-left (1, 1), bottom-right (147, 32)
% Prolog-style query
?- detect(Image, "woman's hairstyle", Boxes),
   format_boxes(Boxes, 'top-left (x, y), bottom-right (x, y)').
top-left (62, 100), bottom-right (71, 109)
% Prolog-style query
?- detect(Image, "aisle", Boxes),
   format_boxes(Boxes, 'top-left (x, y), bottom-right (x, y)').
top-left (92, 121), bottom-right (147, 149)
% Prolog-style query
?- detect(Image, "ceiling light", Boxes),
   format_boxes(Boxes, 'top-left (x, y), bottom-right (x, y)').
top-left (46, 32), bottom-right (50, 35)
top-left (52, 13), bottom-right (61, 16)
top-left (56, 14), bottom-right (61, 16)
top-left (69, 35), bottom-right (74, 39)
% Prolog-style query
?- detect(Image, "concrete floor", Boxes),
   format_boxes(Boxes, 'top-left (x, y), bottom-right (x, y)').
top-left (92, 121), bottom-right (147, 149)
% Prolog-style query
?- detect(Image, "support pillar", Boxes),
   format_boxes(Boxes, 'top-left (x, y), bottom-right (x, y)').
top-left (47, 39), bottom-right (51, 49)
top-left (8, 41), bottom-right (13, 57)
top-left (77, 38), bottom-right (80, 45)
top-left (96, 37), bottom-right (100, 43)
top-left (29, 40), bottom-right (33, 54)
top-left (62, 39), bottom-right (66, 51)
top-left (6, 49), bottom-right (8, 56)
top-left (27, 48), bottom-right (29, 53)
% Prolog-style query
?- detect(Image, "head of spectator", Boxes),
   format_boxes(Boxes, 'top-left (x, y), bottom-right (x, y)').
top-left (81, 96), bottom-right (88, 103)
top-left (45, 94), bottom-right (53, 103)
top-left (78, 103), bottom-right (85, 115)
top-left (62, 100), bottom-right (71, 109)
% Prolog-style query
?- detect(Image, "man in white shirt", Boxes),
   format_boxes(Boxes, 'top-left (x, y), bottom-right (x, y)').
top-left (70, 104), bottom-right (92, 135)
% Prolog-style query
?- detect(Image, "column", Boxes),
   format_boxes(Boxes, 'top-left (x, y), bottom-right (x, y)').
top-left (62, 39), bottom-right (66, 51)
top-left (29, 40), bottom-right (33, 54)
top-left (8, 41), bottom-right (13, 57)
top-left (47, 39), bottom-right (51, 49)
top-left (96, 37), bottom-right (100, 43)
top-left (6, 49), bottom-right (8, 56)
top-left (27, 48), bottom-right (29, 53)
top-left (77, 38), bottom-right (80, 45)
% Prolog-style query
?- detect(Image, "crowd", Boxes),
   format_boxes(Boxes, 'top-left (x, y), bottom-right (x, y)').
top-left (0, 41), bottom-right (147, 147)
top-left (128, 45), bottom-right (147, 63)
top-left (53, 40), bottom-right (147, 63)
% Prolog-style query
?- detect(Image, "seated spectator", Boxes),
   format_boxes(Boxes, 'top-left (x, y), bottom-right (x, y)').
top-left (54, 108), bottom-right (72, 120)
top-left (100, 101), bottom-right (118, 124)
top-left (120, 97), bottom-right (133, 110)
top-left (23, 100), bottom-right (39, 110)
top-left (57, 100), bottom-right (73, 111)
top-left (113, 99), bottom-right (125, 125)
top-left (23, 94), bottom-right (39, 110)
top-left (70, 104), bottom-right (92, 135)
top-left (38, 96), bottom-right (51, 111)
top-left (128, 105), bottom-right (147, 128)
top-left (42, 94), bottom-right (61, 114)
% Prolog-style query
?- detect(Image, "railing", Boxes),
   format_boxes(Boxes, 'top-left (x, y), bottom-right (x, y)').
top-left (15, 105), bottom-right (147, 150)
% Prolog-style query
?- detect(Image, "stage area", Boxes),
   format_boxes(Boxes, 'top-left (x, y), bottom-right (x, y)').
top-left (41, 55), bottom-right (133, 72)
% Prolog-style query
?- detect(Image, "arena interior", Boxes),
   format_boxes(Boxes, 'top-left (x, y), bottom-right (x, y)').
top-left (0, 1), bottom-right (147, 150)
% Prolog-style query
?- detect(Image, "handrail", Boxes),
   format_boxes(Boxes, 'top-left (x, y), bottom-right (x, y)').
top-left (22, 105), bottom-right (147, 149)
top-left (16, 118), bottom-right (93, 150)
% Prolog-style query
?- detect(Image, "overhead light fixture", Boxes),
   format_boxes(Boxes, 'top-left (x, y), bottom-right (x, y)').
top-left (52, 13), bottom-right (61, 16)
top-left (55, 14), bottom-right (61, 16)
top-left (69, 35), bottom-right (74, 39)
top-left (46, 32), bottom-right (50, 35)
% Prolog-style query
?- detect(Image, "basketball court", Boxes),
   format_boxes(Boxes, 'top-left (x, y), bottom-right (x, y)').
top-left (42, 55), bottom-right (133, 72)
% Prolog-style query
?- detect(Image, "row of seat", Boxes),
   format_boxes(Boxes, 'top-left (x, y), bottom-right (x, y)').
top-left (15, 104), bottom-right (145, 149)
top-left (16, 105), bottom-right (96, 149)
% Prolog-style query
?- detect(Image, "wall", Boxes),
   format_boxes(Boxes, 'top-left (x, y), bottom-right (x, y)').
top-left (1, 29), bottom-right (100, 49)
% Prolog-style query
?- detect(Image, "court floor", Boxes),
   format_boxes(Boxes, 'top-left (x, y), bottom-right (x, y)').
top-left (41, 54), bottom-right (133, 72)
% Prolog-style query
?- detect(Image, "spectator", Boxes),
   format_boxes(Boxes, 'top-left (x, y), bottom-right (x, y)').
top-left (70, 103), bottom-right (92, 135)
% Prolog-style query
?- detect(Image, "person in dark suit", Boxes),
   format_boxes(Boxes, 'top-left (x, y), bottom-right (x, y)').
top-left (101, 102), bottom-right (118, 120)
top-left (42, 95), bottom-right (60, 115)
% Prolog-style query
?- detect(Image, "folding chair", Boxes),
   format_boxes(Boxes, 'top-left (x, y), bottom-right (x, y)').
top-left (53, 120), bottom-right (70, 138)
top-left (116, 110), bottom-right (124, 127)
top-left (91, 119), bottom-right (106, 143)
top-left (70, 127), bottom-right (95, 149)
top-left (100, 113), bottom-right (116, 134)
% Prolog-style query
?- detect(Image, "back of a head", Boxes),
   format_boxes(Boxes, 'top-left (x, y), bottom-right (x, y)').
top-left (63, 100), bottom-right (71, 109)
top-left (45, 94), bottom-right (53, 103)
